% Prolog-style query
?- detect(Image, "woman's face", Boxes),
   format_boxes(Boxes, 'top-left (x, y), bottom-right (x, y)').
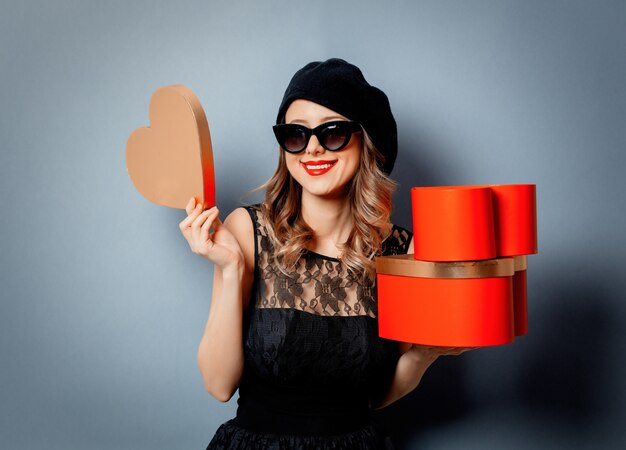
top-left (283, 99), bottom-right (361, 200)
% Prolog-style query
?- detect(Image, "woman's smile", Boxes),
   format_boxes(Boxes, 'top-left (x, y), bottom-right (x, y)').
top-left (301, 159), bottom-right (338, 176)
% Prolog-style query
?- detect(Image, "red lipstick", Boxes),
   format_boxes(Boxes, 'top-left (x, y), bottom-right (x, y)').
top-left (301, 160), bottom-right (337, 176)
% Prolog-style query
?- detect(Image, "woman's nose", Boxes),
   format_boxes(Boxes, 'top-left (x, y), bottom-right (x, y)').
top-left (305, 135), bottom-right (324, 155)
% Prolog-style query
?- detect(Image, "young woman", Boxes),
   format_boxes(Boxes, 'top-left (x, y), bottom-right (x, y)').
top-left (179, 58), bottom-right (471, 449)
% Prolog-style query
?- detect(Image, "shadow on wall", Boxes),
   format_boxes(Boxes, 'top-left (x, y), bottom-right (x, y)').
top-left (372, 354), bottom-right (473, 448)
top-left (515, 276), bottom-right (616, 424)
top-left (373, 268), bottom-right (620, 448)
top-left (389, 123), bottom-right (465, 228)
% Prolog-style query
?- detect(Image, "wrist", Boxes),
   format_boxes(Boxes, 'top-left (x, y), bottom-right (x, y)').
top-left (221, 260), bottom-right (244, 280)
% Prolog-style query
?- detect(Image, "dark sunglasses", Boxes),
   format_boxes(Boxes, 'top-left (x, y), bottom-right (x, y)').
top-left (273, 120), bottom-right (362, 153)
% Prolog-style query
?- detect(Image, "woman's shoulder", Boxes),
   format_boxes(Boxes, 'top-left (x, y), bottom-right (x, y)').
top-left (222, 206), bottom-right (257, 287)
top-left (224, 203), bottom-right (269, 249)
top-left (226, 203), bottom-right (262, 225)
top-left (224, 206), bottom-right (254, 229)
top-left (232, 203), bottom-right (266, 232)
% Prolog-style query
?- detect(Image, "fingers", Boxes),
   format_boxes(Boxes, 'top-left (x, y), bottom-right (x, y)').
top-left (439, 346), bottom-right (477, 356)
top-left (445, 347), bottom-right (465, 356)
top-left (179, 199), bottom-right (222, 255)
top-left (190, 206), bottom-right (217, 240)
top-left (179, 199), bottom-right (204, 232)
top-left (198, 207), bottom-right (220, 246)
top-left (413, 345), bottom-right (477, 357)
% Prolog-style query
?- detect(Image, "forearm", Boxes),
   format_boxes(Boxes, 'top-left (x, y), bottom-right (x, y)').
top-left (373, 351), bottom-right (437, 410)
top-left (197, 265), bottom-right (245, 402)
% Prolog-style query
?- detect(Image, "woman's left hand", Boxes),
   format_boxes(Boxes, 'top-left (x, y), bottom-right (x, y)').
top-left (402, 344), bottom-right (477, 366)
top-left (373, 343), bottom-right (479, 409)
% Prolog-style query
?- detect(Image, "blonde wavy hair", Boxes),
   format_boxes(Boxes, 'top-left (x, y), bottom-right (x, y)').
top-left (257, 128), bottom-right (397, 281)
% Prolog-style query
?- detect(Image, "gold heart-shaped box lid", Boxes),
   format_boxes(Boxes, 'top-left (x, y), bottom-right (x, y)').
top-left (126, 85), bottom-right (215, 209)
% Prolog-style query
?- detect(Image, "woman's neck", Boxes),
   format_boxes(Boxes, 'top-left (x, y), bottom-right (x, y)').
top-left (300, 191), bottom-right (353, 256)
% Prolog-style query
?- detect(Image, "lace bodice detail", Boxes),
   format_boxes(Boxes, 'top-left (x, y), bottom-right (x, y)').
top-left (232, 204), bottom-right (413, 438)
top-left (249, 204), bottom-right (412, 318)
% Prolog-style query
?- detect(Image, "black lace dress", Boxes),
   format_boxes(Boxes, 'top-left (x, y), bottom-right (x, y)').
top-left (206, 205), bottom-right (412, 450)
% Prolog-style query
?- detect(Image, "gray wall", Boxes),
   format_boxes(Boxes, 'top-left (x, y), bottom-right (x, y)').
top-left (1, 1), bottom-right (625, 449)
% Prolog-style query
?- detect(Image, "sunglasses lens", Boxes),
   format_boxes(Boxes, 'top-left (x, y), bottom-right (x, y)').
top-left (320, 124), bottom-right (350, 151)
top-left (280, 126), bottom-right (307, 152)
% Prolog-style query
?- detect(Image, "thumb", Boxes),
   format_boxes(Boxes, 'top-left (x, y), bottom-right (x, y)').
top-left (185, 197), bottom-right (196, 215)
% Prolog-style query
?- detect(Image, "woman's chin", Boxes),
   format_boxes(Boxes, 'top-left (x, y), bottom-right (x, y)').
top-left (301, 184), bottom-right (350, 201)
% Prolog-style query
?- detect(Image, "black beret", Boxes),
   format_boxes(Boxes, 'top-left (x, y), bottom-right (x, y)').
top-left (276, 58), bottom-right (398, 175)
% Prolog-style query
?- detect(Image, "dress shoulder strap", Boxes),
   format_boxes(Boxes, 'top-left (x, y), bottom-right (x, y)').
top-left (242, 203), bottom-right (266, 261)
top-left (381, 224), bottom-right (413, 256)
top-left (241, 204), bottom-right (264, 310)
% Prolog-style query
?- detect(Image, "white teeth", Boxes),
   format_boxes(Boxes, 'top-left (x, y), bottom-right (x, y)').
top-left (305, 163), bottom-right (334, 169)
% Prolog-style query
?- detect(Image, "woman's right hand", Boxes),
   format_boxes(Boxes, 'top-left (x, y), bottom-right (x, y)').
top-left (178, 197), bottom-right (244, 270)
